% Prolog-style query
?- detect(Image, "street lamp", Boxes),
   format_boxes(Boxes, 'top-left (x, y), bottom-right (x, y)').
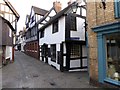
top-left (71, 2), bottom-right (78, 13)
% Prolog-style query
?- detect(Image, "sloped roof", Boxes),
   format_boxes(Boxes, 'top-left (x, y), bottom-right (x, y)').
top-left (37, 7), bottom-right (56, 25)
top-left (32, 6), bottom-right (48, 16)
top-left (4, 0), bottom-right (20, 21)
top-left (38, 2), bottom-right (86, 32)
top-left (0, 16), bottom-right (15, 31)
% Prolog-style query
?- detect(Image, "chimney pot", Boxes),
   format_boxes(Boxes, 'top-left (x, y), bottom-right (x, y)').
top-left (53, 1), bottom-right (62, 13)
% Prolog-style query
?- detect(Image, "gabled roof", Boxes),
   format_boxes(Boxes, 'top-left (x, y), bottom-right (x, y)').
top-left (32, 6), bottom-right (48, 16)
top-left (3, 0), bottom-right (20, 21)
top-left (37, 6), bottom-right (56, 25)
top-left (38, 2), bottom-right (86, 32)
top-left (0, 16), bottom-right (15, 31)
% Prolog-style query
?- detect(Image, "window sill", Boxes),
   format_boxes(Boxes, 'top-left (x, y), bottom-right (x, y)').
top-left (104, 78), bottom-right (120, 86)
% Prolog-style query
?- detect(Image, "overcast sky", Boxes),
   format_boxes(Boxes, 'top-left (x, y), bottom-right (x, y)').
top-left (9, 0), bottom-right (73, 33)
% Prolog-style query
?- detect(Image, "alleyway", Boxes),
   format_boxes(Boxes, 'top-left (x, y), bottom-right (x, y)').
top-left (2, 51), bottom-right (95, 88)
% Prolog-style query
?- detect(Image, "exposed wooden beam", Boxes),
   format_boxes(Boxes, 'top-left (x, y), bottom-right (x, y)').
top-left (0, 10), bottom-right (14, 15)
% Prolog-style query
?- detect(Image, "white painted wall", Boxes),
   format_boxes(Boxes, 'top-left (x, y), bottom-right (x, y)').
top-left (71, 17), bottom-right (85, 41)
top-left (5, 46), bottom-right (12, 61)
top-left (39, 15), bottom-right (87, 71)
top-left (39, 16), bottom-right (65, 70)
top-left (21, 37), bottom-right (26, 52)
top-left (39, 16), bottom-right (65, 45)
top-left (30, 9), bottom-right (35, 28)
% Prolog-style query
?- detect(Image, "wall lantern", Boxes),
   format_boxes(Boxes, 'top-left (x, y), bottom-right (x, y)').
top-left (71, 2), bottom-right (78, 13)
top-left (101, 0), bottom-right (106, 9)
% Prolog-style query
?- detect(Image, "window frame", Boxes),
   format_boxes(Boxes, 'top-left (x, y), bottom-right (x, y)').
top-left (93, 22), bottom-right (120, 86)
top-left (70, 14), bottom-right (77, 31)
top-left (52, 20), bottom-right (59, 34)
top-left (51, 44), bottom-right (56, 62)
top-left (114, 0), bottom-right (120, 18)
top-left (40, 29), bottom-right (44, 38)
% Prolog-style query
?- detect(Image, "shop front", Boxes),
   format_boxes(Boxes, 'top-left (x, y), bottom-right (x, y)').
top-left (93, 21), bottom-right (120, 86)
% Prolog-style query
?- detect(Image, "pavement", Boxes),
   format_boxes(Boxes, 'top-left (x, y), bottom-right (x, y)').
top-left (2, 51), bottom-right (96, 88)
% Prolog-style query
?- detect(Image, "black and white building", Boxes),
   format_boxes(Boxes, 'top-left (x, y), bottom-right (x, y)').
top-left (38, 1), bottom-right (87, 71)
top-left (24, 6), bottom-right (48, 59)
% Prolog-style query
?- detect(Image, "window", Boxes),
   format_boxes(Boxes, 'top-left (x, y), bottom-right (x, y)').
top-left (70, 14), bottom-right (76, 31)
top-left (106, 33), bottom-right (120, 81)
top-left (51, 44), bottom-right (56, 62)
top-left (40, 30), bottom-right (44, 38)
top-left (93, 21), bottom-right (120, 85)
top-left (70, 44), bottom-right (80, 58)
top-left (114, 0), bottom-right (120, 18)
top-left (31, 16), bottom-right (34, 23)
top-left (41, 44), bottom-right (48, 57)
top-left (52, 20), bottom-right (58, 33)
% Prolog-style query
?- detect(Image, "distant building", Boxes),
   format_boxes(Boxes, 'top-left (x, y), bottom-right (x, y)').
top-left (16, 30), bottom-right (26, 51)
top-left (24, 6), bottom-right (48, 59)
top-left (87, 0), bottom-right (120, 87)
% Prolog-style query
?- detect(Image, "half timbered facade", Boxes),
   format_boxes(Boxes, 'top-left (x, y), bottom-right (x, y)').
top-left (24, 6), bottom-right (48, 59)
top-left (38, 1), bottom-right (87, 71)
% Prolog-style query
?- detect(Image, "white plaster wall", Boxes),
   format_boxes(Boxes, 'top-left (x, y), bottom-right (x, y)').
top-left (63, 43), bottom-right (66, 67)
top-left (5, 46), bottom-right (12, 61)
top-left (39, 16), bottom-right (65, 45)
top-left (30, 9), bottom-right (35, 28)
top-left (39, 16), bottom-right (65, 70)
top-left (71, 17), bottom-right (85, 41)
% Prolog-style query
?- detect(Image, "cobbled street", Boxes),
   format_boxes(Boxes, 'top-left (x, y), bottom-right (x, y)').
top-left (2, 51), bottom-right (95, 88)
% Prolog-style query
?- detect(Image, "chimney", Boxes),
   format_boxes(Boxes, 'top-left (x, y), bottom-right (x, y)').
top-left (53, 1), bottom-right (62, 13)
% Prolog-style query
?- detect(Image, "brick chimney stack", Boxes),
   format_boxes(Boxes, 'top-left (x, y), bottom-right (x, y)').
top-left (53, 1), bottom-right (62, 13)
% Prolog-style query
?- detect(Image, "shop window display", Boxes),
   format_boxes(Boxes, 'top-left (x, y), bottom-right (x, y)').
top-left (106, 33), bottom-right (120, 81)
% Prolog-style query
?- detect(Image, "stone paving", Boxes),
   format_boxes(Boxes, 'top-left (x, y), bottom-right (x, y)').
top-left (2, 51), bottom-right (96, 88)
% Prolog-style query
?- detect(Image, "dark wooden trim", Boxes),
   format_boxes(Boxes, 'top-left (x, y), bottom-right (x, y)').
top-left (69, 66), bottom-right (88, 70)
top-left (65, 40), bottom-right (86, 45)
top-left (80, 45), bottom-right (83, 68)
top-left (66, 42), bottom-right (70, 71)
top-left (45, 56), bottom-right (48, 63)
top-left (60, 43), bottom-right (64, 72)
top-left (63, 53), bottom-right (67, 56)
top-left (65, 15), bottom-right (70, 40)
top-left (70, 56), bottom-right (87, 60)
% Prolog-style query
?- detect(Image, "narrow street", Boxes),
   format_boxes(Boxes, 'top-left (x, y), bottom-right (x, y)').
top-left (2, 51), bottom-right (94, 88)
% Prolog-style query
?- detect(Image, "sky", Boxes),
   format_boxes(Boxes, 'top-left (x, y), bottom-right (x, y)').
top-left (9, 0), bottom-right (74, 34)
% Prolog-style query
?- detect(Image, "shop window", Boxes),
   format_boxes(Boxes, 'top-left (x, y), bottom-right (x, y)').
top-left (70, 44), bottom-right (80, 58)
top-left (106, 33), bottom-right (120, 81)
top-left (52, 20), bottom-right (58, 33)
top-left (114, 0), bottom-right (120, 18)
top-left (51, 44), bottom-right (56, 62)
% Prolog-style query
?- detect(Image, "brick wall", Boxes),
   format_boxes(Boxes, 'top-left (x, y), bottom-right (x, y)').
top-left (86, 0), bottom-right (119, 84)
top-left (24, 41), bottom-right (39, 59)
